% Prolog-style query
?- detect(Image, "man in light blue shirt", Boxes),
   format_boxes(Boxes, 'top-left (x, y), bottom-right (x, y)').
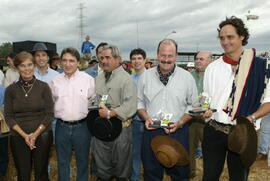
top-left (129, 48), bottom-right (147, 181)
top-left (32, 43), bottom-right (59, 83)
top-left (32, 43), bottom-right (59, 141)
top-left (81, 35), bottom-right (95, 60)
top-left (85, 42), bottom-right (108, 78)
top-left (137, 39), bottom-right (197, 181)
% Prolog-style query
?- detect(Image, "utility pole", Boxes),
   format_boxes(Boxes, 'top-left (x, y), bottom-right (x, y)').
top-left (78, 3), bottom-right (86, 51)
top-left (136, 21), bottom-right (139, 48)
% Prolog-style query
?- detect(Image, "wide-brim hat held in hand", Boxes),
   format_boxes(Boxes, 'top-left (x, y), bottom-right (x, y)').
top-left (87, 109), bottom-right (122, 142)
top-left (151, 135), bottom-right (189, 168)
top-left (228, 116), bottom-right (257, 168)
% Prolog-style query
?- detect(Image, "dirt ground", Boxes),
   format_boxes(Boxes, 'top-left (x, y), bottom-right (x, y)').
top-left (5, 146), bottom-right (270, 181)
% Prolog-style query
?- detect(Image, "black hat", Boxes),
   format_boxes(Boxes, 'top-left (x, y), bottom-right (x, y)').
top-left (87, 110), bottom-right (122, 142)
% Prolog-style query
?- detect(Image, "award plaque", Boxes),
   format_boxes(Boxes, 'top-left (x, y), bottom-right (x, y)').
top-left (148, 110), bottom-right (174, 129)
top-left (189, 92), bottom-right (216, 114)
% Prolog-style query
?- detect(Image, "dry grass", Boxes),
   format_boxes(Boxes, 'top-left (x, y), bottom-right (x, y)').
top-left (6, 146), bottom-right (270, 181)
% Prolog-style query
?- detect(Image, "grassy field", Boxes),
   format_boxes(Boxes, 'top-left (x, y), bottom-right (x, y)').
top-left (5, 145), bottom-right (270, 181)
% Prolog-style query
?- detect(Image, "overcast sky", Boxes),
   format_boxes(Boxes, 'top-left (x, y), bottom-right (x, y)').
top-left (0, 0), bottom-right (269, 59)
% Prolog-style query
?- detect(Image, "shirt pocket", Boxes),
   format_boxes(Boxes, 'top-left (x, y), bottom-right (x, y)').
top-left (75, 86), bottom-right (89, 114)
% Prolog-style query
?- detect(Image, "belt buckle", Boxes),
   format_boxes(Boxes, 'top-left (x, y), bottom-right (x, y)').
top-left (209, 120), bottom-right (231, 134)
top-left (122, 118), bottom-right (131, 128)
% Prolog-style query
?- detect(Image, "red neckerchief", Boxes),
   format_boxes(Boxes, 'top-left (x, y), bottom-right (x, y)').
top-left (223, 54), bottom-right (238, 65)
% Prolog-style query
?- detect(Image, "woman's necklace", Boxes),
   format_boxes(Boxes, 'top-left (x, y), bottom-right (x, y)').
top-left (21, 79), bottom-right (36, 97)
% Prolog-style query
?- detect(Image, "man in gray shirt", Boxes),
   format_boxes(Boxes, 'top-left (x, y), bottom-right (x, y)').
top-left (93, 45), bottom-right (137, 181)
top-left (137, 39), bottom-right (197, 181)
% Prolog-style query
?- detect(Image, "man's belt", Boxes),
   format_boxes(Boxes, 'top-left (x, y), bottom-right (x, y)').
top-left (57, 118), bottom-right (86, 125)
top-left (122, 118), bottom-right (132, 128)
top-left (208, 119), bottom-right (232, 134)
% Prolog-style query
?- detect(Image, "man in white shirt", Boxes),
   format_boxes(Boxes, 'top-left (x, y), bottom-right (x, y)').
top-left (202, 16), bottom-right (270, 181)
top-left (137, 39), bottom-right (197, 181)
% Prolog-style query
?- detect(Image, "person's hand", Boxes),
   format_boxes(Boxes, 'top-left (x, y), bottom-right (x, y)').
top-left (246, 115), bottom-right (256, 124)
top-left (99, 104), bottom-right (109, 118)
top-left (164, 121), bottom-right (183, 134)
top-left (29, 133), bottom-right (37, 150)
top-left (145, 117), bottom-right (156, 130)
top-left (24, 133), bottom-right (36, 150)
top-left (201, 109), bottom-right (213, 119)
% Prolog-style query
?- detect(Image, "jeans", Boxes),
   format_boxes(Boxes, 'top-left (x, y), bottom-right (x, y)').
top-left (55, 120), bottom-right (91, 181)
top-left (51, 118), bottom-right (57, 144)
top-left (258, 113), bottom-right (270, 154)
top-left (0, 136), bottom-right (8, 176)
top-left (130, 119), bottom-right (144, 181)
top-left (142, 125), bottom-right (190, 181)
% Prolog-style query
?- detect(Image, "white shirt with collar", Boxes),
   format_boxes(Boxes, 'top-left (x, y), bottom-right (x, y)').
top-left (137, 66), bottom-right (197, 123)
top-left (204, 56), bottom-right (270, 125)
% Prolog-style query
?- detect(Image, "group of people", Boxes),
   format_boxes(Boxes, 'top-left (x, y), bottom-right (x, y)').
top-left (0, 15), bottom-right (269, 181)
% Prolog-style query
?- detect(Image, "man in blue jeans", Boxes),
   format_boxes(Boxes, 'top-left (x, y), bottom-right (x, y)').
top-left (137, 39), bottom-right (197, 181)
top-left (130, 48), bottom-right (147, 181)
top-left (50, 47), bottom-right (95, 181)
top-left (258, 113), bottom-right (270, 159)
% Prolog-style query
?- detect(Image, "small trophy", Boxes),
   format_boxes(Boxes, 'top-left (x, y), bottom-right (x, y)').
top-left (149, 110), bottom-right (174, 129)
top-left (89, 95), bottom-right (101, 110)
top-left (189, 92), bottom-right (216, 114)
top-left (89, 95), bottom-right (111, 110)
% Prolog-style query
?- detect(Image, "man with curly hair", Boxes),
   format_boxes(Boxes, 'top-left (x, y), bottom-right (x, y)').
top-left (202, 16), bottom-right (270, 181)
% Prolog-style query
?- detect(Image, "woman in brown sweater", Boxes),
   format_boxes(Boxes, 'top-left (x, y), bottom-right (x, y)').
top-left (4, 51), bottom-right (54, 181)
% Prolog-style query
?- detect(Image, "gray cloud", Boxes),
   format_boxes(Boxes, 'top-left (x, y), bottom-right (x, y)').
top-left (0, 0), bottom-right (269, 59)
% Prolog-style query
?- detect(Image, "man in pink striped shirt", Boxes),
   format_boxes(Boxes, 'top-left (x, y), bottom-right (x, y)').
top-left (50, 47), bottom-right (95, 181)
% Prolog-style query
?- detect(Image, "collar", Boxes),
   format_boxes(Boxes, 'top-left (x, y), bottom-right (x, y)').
top-left (223, 54), bottom-right (238, 65)
top-left (19, 75), bottom-right (36, 86)
top-left (133, 68), bottom-right (146, 76)
top-left (110, 65), bottom-right (123, 75)
top-left (35, 67), bottom-right (49, 75)
top-left (64, 69), bottom-right (80, 78)
top-left (157, 64), bottom-right (176, 76)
